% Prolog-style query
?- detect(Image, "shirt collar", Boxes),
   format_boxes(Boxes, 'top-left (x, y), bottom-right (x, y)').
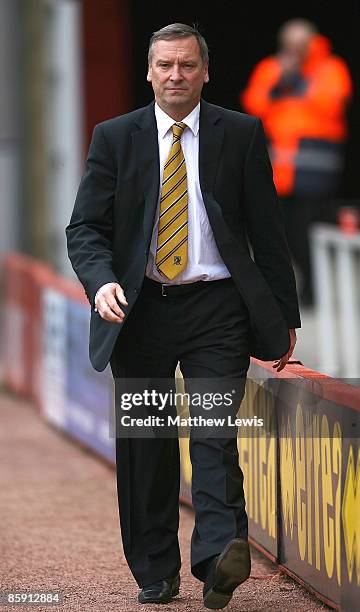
top-left (154, 101), bottom-right (200, 138)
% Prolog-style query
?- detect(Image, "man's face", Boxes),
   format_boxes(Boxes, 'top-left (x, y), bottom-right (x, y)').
top-left (147, 36), bottom-right (209, 112)
top-left (280, 24), bottom-right (312, 60)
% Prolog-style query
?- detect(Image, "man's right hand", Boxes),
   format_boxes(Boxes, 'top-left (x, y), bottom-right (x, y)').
top-left (278, 53), bottom-right (302, 78)
top-left (94, 282), bottom-right (128, 323)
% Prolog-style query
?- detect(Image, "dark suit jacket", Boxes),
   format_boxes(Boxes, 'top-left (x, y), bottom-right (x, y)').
top-left (66, 98), bottom-right (301, 372)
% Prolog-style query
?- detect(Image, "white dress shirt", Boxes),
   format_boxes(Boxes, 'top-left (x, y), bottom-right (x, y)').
top-left (95, 101), bottom-right (231, 308)
top-left (145, 102), bottom-right (230, 284)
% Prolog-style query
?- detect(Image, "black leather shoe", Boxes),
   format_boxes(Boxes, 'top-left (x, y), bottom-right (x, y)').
top-left (138, 573), bottom-right (180, 604)
top-left (203, 539), bottom-right (251, 609)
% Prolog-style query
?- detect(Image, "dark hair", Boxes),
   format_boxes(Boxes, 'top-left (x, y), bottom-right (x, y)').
top-left (148, 22), bottom-right (209, 64)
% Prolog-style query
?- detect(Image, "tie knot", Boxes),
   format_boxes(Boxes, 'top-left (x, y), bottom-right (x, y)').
top-left (172, 122), bottom-right (187, 140)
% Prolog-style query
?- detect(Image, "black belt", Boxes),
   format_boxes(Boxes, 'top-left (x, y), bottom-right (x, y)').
top-left (142, 276), bottom-right (233, 297)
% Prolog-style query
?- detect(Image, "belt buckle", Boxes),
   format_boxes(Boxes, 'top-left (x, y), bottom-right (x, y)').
top-left (161, 284), bottom-right (168, 297)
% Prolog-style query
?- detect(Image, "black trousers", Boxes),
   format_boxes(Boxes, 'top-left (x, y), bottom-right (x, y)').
top-left (109, 276), bottom-right (251, 587)
top-left (280, 195), bottom-right (323, 303)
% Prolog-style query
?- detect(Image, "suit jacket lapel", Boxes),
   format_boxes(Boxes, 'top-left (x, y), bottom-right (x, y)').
top-left (199, 98), bottom-right (224, 197)
top-left (131, 101), bottom-right (160, 246)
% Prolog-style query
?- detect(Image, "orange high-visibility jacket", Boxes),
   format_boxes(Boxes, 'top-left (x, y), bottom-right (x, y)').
top-left (241, 35), bottom-right (352, 196)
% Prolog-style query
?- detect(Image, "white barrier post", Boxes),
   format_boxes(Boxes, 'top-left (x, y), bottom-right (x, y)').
top-left (336, 236), bottom-right (360, 378)
top-left (310, 223), bottom-right (360, 378)
top-left (311, 225), bottom-right (339, 376)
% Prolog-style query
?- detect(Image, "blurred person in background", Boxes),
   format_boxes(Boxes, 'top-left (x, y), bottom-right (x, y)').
top-left (241, 19), bottom-right (352, 306)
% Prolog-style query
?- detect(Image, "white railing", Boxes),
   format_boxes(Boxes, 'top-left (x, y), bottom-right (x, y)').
top-left (310, 223), bottom-right (360, 378)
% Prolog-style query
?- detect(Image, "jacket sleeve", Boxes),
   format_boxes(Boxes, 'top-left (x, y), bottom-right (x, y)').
top-left (240, 58), bottom-right (282, 118)
top-left (65, 124), bottom-right (119, 306)
top-left (243, 118), bottom-right (301, 329)
top-left (305, 57), bottom-right (352, 119)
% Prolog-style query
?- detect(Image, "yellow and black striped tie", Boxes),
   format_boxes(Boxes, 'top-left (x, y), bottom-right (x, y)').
top-left (156, 122), bottom-right (188, 279)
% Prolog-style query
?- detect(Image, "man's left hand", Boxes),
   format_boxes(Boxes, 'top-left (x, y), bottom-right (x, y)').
top-left (272, 329), bottom-right (297, 372)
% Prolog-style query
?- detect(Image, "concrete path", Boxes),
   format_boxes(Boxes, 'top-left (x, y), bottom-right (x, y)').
top-left (0, 391), bottom-right (329, 611)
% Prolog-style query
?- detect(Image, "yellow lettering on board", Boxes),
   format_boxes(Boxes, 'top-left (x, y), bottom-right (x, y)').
top-left (238, 435), bottom-right (251, 519)
top-left (321, 415), bottom-right (334, 579)
top-left (254, 383), bottom-right (270, 527)
top-left (296, 404), bottom-right (306, 560)
top-left (306, 411), bottom-right (313, 565)
top-left (254, 384), bottom-right (276, 536)
top-left (332, 422), bottom-right (342, 585)
top-left (176, 370), bottom-right (192, 484)
top-left (179, 437), bottom-right (191, 484)
top-left (342, 445), bottom-right (360, 585)
top-left (268, 434), bottom-right (276, 538)
top-left (280, 416), bottom-right (295, 538)
top-left (259, 428), bottom-right (267, 531)
top-left (313, 415), bottom-right (321, 570)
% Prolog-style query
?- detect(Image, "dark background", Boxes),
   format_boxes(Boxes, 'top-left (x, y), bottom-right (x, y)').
top-left (129, 1), bottom-right (359, 197)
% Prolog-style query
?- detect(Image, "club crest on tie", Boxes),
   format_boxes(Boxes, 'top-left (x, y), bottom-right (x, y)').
top-left (173, 256), bottom-right (182, 265)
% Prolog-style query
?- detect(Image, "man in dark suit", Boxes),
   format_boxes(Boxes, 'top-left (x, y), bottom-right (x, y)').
top-left (66, 23), bottom-right (301, 609)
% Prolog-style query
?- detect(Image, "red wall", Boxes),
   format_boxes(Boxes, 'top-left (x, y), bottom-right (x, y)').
top-left (82, 0), bottom-right (133, 150)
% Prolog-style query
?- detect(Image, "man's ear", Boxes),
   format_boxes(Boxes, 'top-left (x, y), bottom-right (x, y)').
top-left (204, 63), bottom-right (209, 83)
top-left (147, 65), bottom-right (152, 82)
